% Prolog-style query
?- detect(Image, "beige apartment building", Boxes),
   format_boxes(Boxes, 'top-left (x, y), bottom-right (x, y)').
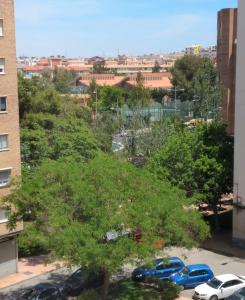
top-left (0, 0), bottom-right (22, 277)
top-left (233, 0), bottom-right (245, 247)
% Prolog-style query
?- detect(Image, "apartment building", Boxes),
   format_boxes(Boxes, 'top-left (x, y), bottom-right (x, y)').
top-left (233, 0), bottom-right (245, 248)
top-left (217, 8), bottom-right (237, 135)
top-left (0, 0), bottom-right (22, 277)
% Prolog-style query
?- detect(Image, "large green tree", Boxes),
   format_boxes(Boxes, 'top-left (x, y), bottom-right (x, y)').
top-left (99, 86), bottom-right (125, 111)
top-left (147, 122), bottom-right (233, 228)
top-left (6, 155), bottom-right (209, 299)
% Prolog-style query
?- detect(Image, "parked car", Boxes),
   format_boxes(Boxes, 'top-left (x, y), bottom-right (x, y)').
top-left (193, 274), bottom-right (245, 300)
top-left (62, 267), bottom-right (104, 297)
top-left (226, 287), bottom-right (245, 300)
top-left (169, 264), bottom-right (214, 289)
top-left (132, 257), bottom-right (185, 281)
top-left (17, 283), bottom-right (66, 300)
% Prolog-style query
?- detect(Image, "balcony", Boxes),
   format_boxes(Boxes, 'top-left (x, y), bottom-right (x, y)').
top-left (0, 220), bottom-right (23, 238)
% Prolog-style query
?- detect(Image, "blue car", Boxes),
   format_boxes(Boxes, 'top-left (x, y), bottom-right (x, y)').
top-left (132, 257), bottom-right (185, 281)
top-left (169, 264), bottom-right (214, 289)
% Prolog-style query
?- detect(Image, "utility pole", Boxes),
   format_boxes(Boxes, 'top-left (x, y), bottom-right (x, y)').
top-left (167, 87), bottom-right (185, 113)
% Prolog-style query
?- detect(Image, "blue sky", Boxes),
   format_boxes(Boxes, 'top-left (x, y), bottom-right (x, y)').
top-left (15, 0), bottom-right (237, 57)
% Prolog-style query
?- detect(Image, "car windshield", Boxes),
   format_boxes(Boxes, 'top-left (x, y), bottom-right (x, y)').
top-left (179, 267), bottom-right (189, 277)
top-left (207, 278), bottom-right (222, 289)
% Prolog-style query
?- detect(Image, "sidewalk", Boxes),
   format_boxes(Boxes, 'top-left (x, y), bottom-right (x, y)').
top-left (202, 230), bottom-right (245, 259)
top-left (0, 255), bottom-right (64, 290)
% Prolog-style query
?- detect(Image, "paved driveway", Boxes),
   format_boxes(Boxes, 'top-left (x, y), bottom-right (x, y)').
top-left (168, 247), bottom-right (245, 299)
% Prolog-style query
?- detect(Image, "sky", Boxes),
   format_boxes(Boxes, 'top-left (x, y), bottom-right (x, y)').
top-left (15, 0), bottom-right (237, 58)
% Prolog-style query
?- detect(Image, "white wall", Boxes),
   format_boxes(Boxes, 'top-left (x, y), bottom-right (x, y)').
top-left (233, 0), bottom-right (245, 246)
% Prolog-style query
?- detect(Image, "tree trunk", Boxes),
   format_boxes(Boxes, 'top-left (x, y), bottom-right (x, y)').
top-left (102, 269), bottom-right (110, 300)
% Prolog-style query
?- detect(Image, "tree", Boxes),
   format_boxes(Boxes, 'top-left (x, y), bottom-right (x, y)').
top-left (93, 60), bottom-right (108, 74)
top-left (171, 55), bottom-right (212, 101)
top-left (99, 86), bottom-right (124, 111)
top-left (18, 75), bottom-right (54, 121)
top-left (21, 113), bottom-right (100, 168)
top-left (193, 59), bottom-right (222, 120)
top-left (52, 68), bottom-right (76, 94)
top-left (147, 122), bottom-right (234, 229)
top-left (6, 155), bottom-right (209, 299)
top-left (128, 72), bottom-right (150, 108)
top-left (152, 60), bottom-right (161, 73)
top-left (151, 88), bottom-right (170, 104)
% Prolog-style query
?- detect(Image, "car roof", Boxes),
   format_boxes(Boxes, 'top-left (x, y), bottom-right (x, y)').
top-left (215, 274), bottom-right (240, 282)
top-left (187, 264), bottom-right (211, 271)
top-left (155, 257), bottom-right (183, 264)
top-left (169, 257), bottom-right (183, 262)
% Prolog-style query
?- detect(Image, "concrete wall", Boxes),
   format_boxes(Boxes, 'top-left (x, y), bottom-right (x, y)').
top-left (0, 237), bottom-right (18, 277)
top-left (233, 0), bottom-right (245, 246)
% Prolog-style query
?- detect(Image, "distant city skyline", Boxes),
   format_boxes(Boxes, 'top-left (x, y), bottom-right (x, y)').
top-left (15, 0), bottom-right (237, 57)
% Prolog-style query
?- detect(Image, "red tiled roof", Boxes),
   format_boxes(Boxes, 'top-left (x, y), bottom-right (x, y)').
top-left (23, 66), bottom-right (49, 72)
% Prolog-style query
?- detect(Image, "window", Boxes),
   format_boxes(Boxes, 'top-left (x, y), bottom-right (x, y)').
top-left (0, 135), bottom-right (8, 150)
top-left (0, 209), bottom-right (8, 223)
top-left (189, 270), bottom-right (208, 277)
top-left (156, 264), bottom-right (166, 270)
top-left (222, 280), bottom-right (235, 288)
top-left (0, 97), bottom-right (6, 112)
top-left (0, 19), bottom-right (3, 36)
top-left (189, 270), bottom-right (201, 277)
top-left (0, 58), bottom-right (5, 74)
top-left (0, 169), bottom-right (11, 187)
top-left (230, 280), bottom-right (243, 286)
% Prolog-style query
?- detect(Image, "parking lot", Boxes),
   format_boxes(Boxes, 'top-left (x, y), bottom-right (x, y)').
top-left (167, 247), bottom-right (245, 299)
top-left (1, 247), bottom-right (245, 299)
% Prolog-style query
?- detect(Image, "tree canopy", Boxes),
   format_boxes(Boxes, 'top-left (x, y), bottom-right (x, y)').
top-left (147, 122), bottom-right (234, 210)
top-left (6, 155), bottom-right (209, 295)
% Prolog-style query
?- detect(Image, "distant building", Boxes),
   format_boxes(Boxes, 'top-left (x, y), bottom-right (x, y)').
top-left (0, 0), bottom-right (23, 277)
top-left (217, 8), bottom-right (237, 135)
top-left (199, 46), bottom-right (217, 61)
top-left (185, 44), bottom-right (201, 55)
top-left (77, 74), bottom-right (126, 90)
top-left (121, 73), bottom-right (172, 90)
top-left (185, 44), bottom-right (217, 61)
top-left (76, 73), bottom-right (172, 91)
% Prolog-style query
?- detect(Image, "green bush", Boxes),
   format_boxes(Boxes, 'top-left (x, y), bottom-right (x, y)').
top-left (18, 223), bottom-right (49, 257)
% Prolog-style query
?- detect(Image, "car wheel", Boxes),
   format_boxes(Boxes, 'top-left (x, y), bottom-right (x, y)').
top-left (209, 295), bottom-right (218, 300)
top-left (179, 285), bottom-right (185, 291)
